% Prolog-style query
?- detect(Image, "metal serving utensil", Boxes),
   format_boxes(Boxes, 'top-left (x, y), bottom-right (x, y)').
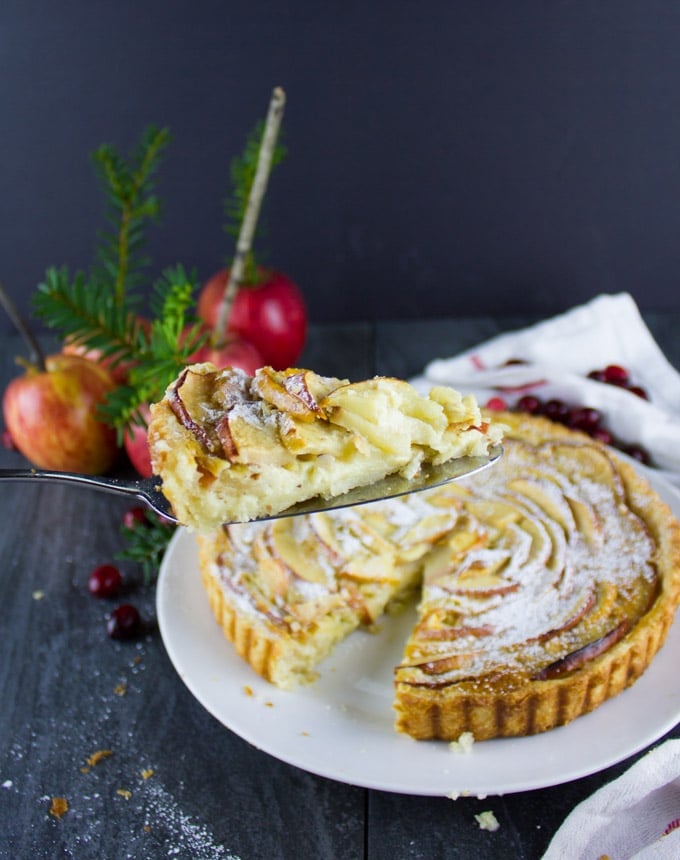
top-left (0, 445), bottom-right (502, 525)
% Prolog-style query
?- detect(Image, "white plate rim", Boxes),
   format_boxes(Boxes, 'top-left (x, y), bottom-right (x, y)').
top-left (156, 468), bottom-right (680, 797)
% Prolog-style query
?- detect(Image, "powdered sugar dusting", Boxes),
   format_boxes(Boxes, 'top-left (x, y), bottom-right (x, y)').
top-left (142, 780), bottom-right (240, 859)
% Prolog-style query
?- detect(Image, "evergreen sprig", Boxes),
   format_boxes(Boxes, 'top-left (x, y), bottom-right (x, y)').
top-left (30, 126), bottom-right (202, 437)
top-left (33, 265), bottom-right (144, 372)
top-left (92, 125), bottom-right (171, 303)
top-left (117, 510), bottom-right (176, 586)
top-left (98, 265), bottom-right (207, 435)
top-left (224, 117), bottom-right (286, 278)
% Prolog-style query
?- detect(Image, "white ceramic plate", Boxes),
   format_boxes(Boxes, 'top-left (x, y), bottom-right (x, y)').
top-left (156, 470), bottom-right (680, 797)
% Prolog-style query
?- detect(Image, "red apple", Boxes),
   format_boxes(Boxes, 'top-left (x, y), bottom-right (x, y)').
top-left (2, 354), bottom-right (118, 474)
top-left (198, 267), bottom-right (307, 369)
top-left (124, 403), bottom-right (153, 478)
top-left (62, 317), bottom-right (150, 384)
top-left (188, 334), bottom-right (265, 375)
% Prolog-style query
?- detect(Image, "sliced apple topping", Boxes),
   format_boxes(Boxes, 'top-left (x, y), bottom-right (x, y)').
top-left (217, 409), bottom-right (292, 466)
top-left (507, 477), bottom-right (576, 534)
top-left (251, 531), bottom-right (290, 598)
top-left (265, 519), bottom-right (332, 586)
top-left (528, 588), bottom-right (597, 644)
top-left (548, 442), bottom-right (626, 502)
top-left (465, 499), bottom-right (521, 530)
top-left (396, 511), bottom-right (460, 548)
top-left (422, 534), bottom-right (483, 585)
top-left (251, 367), bottom-right (337, 421)
top-left (566, 495), bottom-right (602, 547)
top-left (533, 619), bottom-right (629, 681)
top-left (439, 570), bottom-right (518, 598)
top-left (168, 368), bottom-right (222, 454)
top-left (278, 413), bottom-right (358, 457)
top-left (408, 651), bottom-right (480, 676)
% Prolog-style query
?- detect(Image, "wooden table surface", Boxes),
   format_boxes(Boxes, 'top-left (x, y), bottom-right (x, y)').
top-left (2, 314), bottom-right (679, 860)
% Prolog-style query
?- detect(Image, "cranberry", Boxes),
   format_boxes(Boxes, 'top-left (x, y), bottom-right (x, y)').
top-left (543, 399), bottom-right (570, 424)
top-left (568, 407), bottom-right (602, 433)
top-left (2, 429), bottom-right (16, 450)
top-left (502, 358), bottom-right (527, 366)
top-left (486, 396), bottom-right (508, 411)
top-left (591, 427), bottom-right (613, 445)
top-left (88, 564), bottom-right (123, 599)
top-left (602, 364), bottom-right (630, 386)
top-left (123, 506), bottom-right (148, 529)
top-left (587, 369), bottom-right (607, 383)
top-left (628, 385), bottom-right (649, 400)
top-left (516, 394), bottom-right (542, 414)
top-left (624, 444), bottom-right (651, 465)
top-left (107, 604), bottom-right (143, 640)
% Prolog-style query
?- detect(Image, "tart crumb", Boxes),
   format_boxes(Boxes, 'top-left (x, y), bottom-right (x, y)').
top-left (449, 731), bottom-right (475, 754)
top-left (475, 810), bottom-right (500, 832)
top-left (141, 768), bottom-right (154, 780)
top-left (116, 788), bottom-right (132, 800)
top-left (86, 749), bottom-right (113, 768)
top-left (49, 797), bottom-right (69, 819)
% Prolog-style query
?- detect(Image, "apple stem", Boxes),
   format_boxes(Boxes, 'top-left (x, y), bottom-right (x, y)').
top-left (0, 281), bottom-right (47, 371)
top-left (212, 86), bottom-right (286, 348)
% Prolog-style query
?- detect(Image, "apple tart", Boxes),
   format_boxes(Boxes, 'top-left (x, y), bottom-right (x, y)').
top-left (148, 362), bottom-right (502, 532)
top-left (198, 410), bottom-right (680, 742)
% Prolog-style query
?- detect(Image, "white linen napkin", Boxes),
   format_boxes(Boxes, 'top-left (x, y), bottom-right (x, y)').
top-left (542, 740), bottom-right (680, 859)
top-left (410, 293), bottom-right (680, 483)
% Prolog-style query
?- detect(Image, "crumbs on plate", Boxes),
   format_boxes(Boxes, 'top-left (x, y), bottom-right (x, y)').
top-left (449, 731), bottom-right (475, 754)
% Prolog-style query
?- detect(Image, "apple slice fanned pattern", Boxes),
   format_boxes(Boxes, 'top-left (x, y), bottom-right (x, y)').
top-left (197, 411), bottom-right (680, 741)
top-left (394, 414), bottom-right (680, 741)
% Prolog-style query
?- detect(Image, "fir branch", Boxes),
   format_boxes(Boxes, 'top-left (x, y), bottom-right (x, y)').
top-left (92, 125), bottom-right (171, 303)
top-left (33, 266), bottom-right (143, 370)
top-left (117, 509), bottom-right (176, 586)
top-left (98, 265), bottom-right (207, 434)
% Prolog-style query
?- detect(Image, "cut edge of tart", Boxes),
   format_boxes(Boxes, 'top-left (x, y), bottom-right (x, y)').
top-left (148, 363), bottom-right (503, 532)
top-left (196, 498), bottom-right (453, 688)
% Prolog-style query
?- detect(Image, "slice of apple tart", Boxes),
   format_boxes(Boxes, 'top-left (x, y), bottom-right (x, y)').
top-left (148, 362), bottom-right (502, 532)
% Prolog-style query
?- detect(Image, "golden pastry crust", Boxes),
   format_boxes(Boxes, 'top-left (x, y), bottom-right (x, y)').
top-left (148, 363), bottom-right (502, 532)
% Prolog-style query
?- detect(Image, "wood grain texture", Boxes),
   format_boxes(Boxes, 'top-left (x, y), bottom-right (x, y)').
top-left (1, 317), bottom-right (679, 859)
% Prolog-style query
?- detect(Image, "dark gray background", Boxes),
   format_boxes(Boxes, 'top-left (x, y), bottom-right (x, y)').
top-left (2, 0), bottom-right (680, 335)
